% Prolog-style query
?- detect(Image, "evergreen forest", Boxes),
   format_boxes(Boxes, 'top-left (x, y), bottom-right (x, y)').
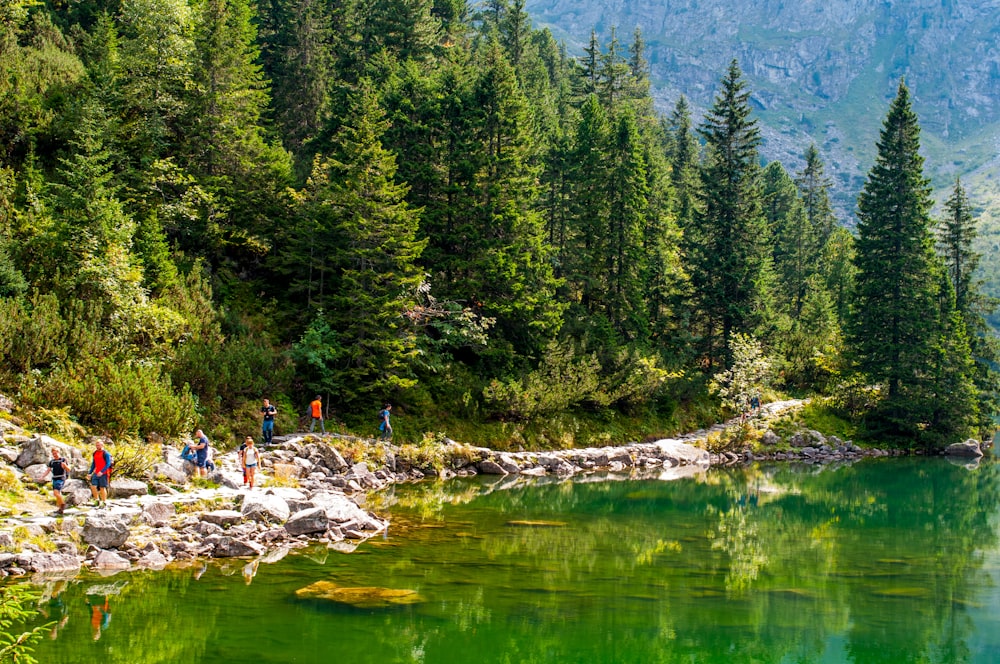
top-left (1, 0), bottom-right (997, 449)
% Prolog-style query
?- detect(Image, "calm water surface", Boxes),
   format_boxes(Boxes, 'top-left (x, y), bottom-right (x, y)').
top-left (22, 458), bottom-right (1000, 663)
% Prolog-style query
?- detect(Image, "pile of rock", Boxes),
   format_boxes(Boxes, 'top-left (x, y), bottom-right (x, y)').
top-left (0, 485), bottom-right (388, 578)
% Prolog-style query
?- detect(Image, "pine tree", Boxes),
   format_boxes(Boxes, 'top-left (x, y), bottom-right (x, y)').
top-left (184, 0), bottom-right (291, 268)
top-left (604, 109), bottom-right (649, 340)
top-left (306, 84), bottom-right (427, 403)
top-left (666, 95), bottom-right (700, 230)
top-left (937, 177), bottom-right (1000, 439)
top-left (568, 94), bottom-right (610, 314)
top-left (850, 80), bottom-right (976, 444)
top-left (465, 40), bottom-right (563, 355)
top-left (763, 161), bottom-right (815, 317)
top-left (795, 144), bottom-right (836, 248)
top-left (689, 60), bottom-right (770, 369)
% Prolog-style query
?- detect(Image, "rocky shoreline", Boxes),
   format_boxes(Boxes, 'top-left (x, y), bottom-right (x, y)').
top-left (0, 399), bottom-right (987, 581)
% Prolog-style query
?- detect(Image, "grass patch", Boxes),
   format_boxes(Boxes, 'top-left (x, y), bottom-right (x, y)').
top-left (796, 400), bottom-right (860, 443)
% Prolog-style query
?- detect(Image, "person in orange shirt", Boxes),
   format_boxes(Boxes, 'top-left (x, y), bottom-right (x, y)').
top-left (308, 395), bottom-right (326, 435)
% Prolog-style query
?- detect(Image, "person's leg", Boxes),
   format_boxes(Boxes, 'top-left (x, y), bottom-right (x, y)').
top-left (310, 418), bottom-right (316, 433)
top-left (54, 488), bottom-right (64, 512)
top-left (320, 417), bottom-right (326, 434)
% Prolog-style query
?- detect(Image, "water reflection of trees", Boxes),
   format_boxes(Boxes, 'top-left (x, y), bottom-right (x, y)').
top-left (385, 459), bottom-right (1000, 663)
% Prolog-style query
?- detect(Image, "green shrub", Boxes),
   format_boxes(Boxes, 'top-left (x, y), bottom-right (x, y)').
top-left (108, 439), bottom-right (160, 480)
top-left (25, 358), bottom-right (196, 437)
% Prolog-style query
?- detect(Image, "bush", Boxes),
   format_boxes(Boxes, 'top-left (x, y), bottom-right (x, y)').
top-left (108, 439), bottom-right (160, 480)
top-left (24, 358), bottom-right (196, 437)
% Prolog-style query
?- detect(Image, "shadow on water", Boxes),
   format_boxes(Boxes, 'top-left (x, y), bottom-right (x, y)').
top-left (16, 457), bottom-right (1000, 663)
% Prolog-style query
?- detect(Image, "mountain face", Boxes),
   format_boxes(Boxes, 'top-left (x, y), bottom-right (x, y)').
top-left (526, 0), bottom-right (1000, 220)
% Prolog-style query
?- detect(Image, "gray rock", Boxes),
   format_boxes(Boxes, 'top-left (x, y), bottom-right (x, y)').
top-left (761, 431), bottom-right (781, 446)
top-left (15, 435), bottom-right (83, 468)
top-left (27, 552), bottom-right (80, 574)
top-left (478, 460), bottom-right (508, 475)
top-left (0, 532), bottom-right (14, 550)
top-left (141, 502), bottom-right (175, 527)
top-left (652, 440), bottom-right (711, 467)
top-left (520, 466), bottom-right (547, 476)
top-left (82, 515), bottom-right (130, 549)
top-left (194, 521), bottom-right (224, 537)
top-left (284, 507), bottom-right (329, 536)
top-left (310, 492), bottom-right (370, 525)
top-left (66, 487), bottom-right (94, 507)
top-left (209, 472), bottom-right (241, 490)
top-left (214, 537), bottom-right (264, 558)
top-left (0, 447), bottom-right (18, 464)
top-left (23, 463), bottom-right (50, 483)
top-left (92, 549), bottom-right (131, 570)
top-left (110, 478), bottom-right (148, 498)
top-left (202, 510), bottom-right (244, 527)
top-left (945, 439), bottom-right (984, 458)
top-left (241, 493), bottom-right (290, 523)
top-left (137, 550), bottom-right (168, 569)
top-left (497, 454), bottom-right (521, 474)
top-left (152, 462), bottom-right (189, 484)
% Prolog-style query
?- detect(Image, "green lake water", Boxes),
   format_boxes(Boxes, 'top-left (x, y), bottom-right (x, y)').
top-left (20, 457), bottom-right (1000, 663)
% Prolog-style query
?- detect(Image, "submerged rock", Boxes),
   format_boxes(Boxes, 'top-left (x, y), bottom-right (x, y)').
top-left (295, 580), bottom-right (423, 608)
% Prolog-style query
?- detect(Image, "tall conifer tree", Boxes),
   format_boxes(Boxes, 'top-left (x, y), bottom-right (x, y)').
top-left (850, 80), bottom-right (975, 443)
top-left (307, 84), bottom-right (427, 403)
top-left (689, 60), bottom-right (769, 369)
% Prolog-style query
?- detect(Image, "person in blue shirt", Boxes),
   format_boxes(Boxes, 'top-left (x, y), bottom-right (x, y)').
top-left (191, 429), bottom-right (210, 478)
top-left (378, 403), bottom-right (393, 441)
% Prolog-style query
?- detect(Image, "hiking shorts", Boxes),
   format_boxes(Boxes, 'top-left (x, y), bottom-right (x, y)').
top-left (90, 474), bottom-right (109, 488)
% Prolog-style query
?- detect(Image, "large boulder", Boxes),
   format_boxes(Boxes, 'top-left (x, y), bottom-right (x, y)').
top-left (478, 459), bottom-right (508, 475)
top-left (214, 537), bottom-right (264, 558)
top-left (23, 464), bottom-right (50, 483)
top-left (82, 514), bottom-right (130, 549)
top-left (92, 550), bottom-right (131, 571)
top-left (15, 435), bottom-right (82, 469)
top-left (136, 550), bottom-right (168, 569)
top-left (310, 492), bottom-right (369, 525)
top-left (141, 501), bottom-right (175, 527)
top-left (241, 492), bottom-right (290, 523)
top-left (284, 507), bottom-right (329, 536)
top-left (110, 478), bottom-right (148, 498)
top-left (652, 440), bottom-right (711, 467)
top-left (152, 462), bottom-right (189, 484)
top-left (315, 444), bottom-right (348, 472)
top-left (202, 510), bottom-right (244, 527)
top-left (945, 439), bottom-right (984, 458)
top-left (26, 552), bottom-right (81, 575)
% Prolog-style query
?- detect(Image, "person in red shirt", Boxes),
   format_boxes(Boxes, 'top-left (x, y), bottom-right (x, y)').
top-left (88, 440), bottom-right (112, 508)
top-left (309, 395), bottom-right (325, 435)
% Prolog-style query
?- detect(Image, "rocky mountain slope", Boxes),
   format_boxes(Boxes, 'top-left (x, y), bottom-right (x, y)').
top-left (526, 0), bottom-right (1000, 219)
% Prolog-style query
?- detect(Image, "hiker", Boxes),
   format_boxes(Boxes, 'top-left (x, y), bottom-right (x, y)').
top-left (378, 403), bottom-right (392, 441)
top-left (239, 436), bottom-right (252, 485)
top-left (191, 429), bottom-right (210, 478)
top-left (43, 448), bottom-right (70, 514)
top-left (88, 440), bottom-right (112, 508)
top-left (260, 398), bottom-right (277, 445)
top-left (242, 437), bottom-right (260, 489)
top-left (309, 395), bottom-right (326, 434)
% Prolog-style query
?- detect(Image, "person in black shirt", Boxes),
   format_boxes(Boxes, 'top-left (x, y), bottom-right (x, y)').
top-left (43, 448), bottom-right (70, 514)
top-left (260, 398), bottom-right (277, 445)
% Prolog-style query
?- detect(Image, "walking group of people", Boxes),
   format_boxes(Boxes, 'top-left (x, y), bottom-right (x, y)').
top-left (42, 395), bottom-right (396, 512)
